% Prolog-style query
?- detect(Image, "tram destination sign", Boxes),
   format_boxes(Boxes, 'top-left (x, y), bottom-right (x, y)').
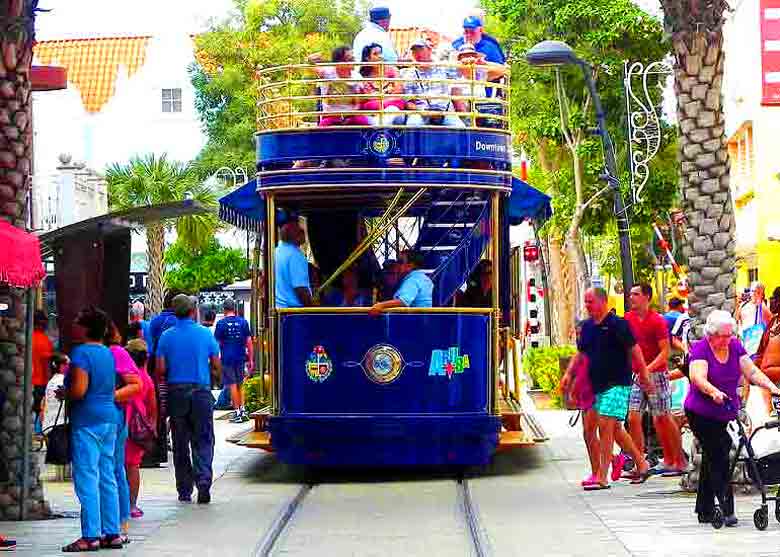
top-left (257, 128), bottom-right (512, 165)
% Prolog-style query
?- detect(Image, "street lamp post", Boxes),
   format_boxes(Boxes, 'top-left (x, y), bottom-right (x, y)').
top-left (526, 40), bottom-right (634, 311)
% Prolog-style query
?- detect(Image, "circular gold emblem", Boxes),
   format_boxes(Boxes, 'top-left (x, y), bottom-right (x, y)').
top-left (362, 344), bottom-right (404, 384)
top-left (372, 134), bottom-right (391, 154)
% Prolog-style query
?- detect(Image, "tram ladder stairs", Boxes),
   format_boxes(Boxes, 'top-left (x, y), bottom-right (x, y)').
top-left (416, 190), bottom-right (491, 306)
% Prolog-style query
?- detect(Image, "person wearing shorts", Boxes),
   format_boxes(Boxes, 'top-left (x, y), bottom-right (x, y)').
top-left (214, 299), bottom-right (253, 423)
top-left (626, 283), bottom-right (686, 476)
top-left (562, 287), bottom-right (654, 490)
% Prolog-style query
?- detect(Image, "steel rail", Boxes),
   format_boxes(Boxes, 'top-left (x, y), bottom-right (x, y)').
top-left (457, 477), bottom-right (490, 557)
top-left (253, 483), bottom-right (314, 557)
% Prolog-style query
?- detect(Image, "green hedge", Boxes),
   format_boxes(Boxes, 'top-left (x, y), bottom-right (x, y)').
top-left (523, 344), bottom-right (577, 408)
top-left (241, 375), bottom-right (269, 414)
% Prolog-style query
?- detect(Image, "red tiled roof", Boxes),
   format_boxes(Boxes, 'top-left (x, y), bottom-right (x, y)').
top-left (34, 36), bottom-right (152, 113)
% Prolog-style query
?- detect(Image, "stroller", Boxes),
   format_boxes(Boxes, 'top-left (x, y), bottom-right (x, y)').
top-left (713, 397), bottom-right (780, 530)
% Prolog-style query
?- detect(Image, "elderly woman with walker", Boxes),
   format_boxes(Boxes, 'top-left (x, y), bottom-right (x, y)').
top-left (685, 310), bottom-right (780, 527)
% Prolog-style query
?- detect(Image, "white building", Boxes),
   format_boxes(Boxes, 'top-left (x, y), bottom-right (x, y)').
top-left (31, 33), bottom-right (206, 231)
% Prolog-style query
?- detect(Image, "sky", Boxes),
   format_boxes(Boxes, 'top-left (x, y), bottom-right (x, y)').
top-left (34, 0), bottom-right (480, 40)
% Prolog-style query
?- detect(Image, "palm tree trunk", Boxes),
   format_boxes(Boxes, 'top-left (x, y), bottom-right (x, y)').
top-left (147, 224), bottom-right (166, 314)
top-left (547, 236), bottom-right (576, 344)
top-left (0, 0), bottom-right (45, 519)
top-left (671, 32), bottom-right (735, 323)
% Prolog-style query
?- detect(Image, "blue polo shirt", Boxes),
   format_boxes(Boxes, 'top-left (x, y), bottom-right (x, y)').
top-left (452, 35), bottom-right (506, 64)
top-left (148, 310), bottom-right (177, 355)
top-left (67, 343), bottom-right (119, 428)
top-left (275, 241), bottom-right (310, 308)
top-left (214, 314), bottom-right (251, 366)
top-left (157, 318), bottom-right (220, 387)
top-left (395, 270), bottom-right (433, 308)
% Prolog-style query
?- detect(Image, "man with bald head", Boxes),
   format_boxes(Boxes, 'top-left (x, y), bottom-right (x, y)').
top-left (561, 287), bottom-right (653, 490)
top-left (275, 221), bottom-right (313, 308)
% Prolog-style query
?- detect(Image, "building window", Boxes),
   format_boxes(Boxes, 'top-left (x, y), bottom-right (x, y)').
top-left (162, 88), bottom-right (182, 113)
top-left (748, 268), bottom-right (759, 283)
top-left (727, 123), bottom-right (754, 199)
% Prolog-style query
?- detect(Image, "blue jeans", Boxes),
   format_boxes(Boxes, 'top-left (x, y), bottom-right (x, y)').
top-left (168, 384), bottom-right (215, 497)
top-left (114, 421), bottom-right (130, 522)
top-left (71, 423), bottom-right (120, 540)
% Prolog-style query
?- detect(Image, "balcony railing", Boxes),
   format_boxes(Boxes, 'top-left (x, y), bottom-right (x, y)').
top-left (256, 61), bottom-right (510, 133)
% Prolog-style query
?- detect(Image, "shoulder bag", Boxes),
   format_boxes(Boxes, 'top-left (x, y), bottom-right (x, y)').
top-left (44, 401), bottom-right (70, 465)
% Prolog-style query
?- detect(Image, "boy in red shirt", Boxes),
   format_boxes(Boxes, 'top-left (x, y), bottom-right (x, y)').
top-left (625, 283), bottom-right (686, 475)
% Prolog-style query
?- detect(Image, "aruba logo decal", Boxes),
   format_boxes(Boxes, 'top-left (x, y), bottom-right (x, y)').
top-left (429, 347), bottom-right (470, 379)
top-left (306, 345), bottom-right (333, 383)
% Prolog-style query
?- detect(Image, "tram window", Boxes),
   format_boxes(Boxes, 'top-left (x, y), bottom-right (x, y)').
top-left (162, 88), bottom-right (182, 113)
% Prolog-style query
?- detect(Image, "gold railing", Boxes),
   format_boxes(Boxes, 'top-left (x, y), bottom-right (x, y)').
top-left (256, 61), bottom-right (510, 133)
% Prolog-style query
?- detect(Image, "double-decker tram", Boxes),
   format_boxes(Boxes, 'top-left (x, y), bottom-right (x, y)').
top-left (220, 55), bottom-right (551, 466)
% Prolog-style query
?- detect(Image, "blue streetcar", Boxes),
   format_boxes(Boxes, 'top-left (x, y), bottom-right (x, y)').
top-left (220, 58), bottom-right (551, 466)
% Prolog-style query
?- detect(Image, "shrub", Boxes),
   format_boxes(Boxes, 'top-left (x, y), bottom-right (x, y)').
top-left (241, 374), bottom-right (269, 414)
top-left (523, 344), bottom-right (577, 408)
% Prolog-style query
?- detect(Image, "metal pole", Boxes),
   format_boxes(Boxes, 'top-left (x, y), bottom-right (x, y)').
top-left (581, 63), bottom-right (633, 312)
top-left (491, 192), bottom-right (500, 415)
top-left (266, 196), bottom-right (277, 414)
top-left (20, 288), bottom-right (35, 520)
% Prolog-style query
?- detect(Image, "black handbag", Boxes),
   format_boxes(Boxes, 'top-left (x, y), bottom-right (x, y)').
top-left (127, 401), bottom-right (156, 453)
top-left (44, 401), bottom-right (71, 465)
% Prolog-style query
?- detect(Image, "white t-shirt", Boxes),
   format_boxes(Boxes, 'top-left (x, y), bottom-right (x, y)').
top-left (42, 373), bottom-right (65, 432)
top-left (739, 301), bottom-right (767, 334)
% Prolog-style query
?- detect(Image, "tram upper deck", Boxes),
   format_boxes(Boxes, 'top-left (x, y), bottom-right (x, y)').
top-left (254, 60), bottom-right (513, 193)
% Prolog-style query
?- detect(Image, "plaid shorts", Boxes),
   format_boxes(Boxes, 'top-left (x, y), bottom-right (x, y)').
top-left (593, 385), bottom-right (632, 420)
top-left (628, 371), bottom-right (672, 417)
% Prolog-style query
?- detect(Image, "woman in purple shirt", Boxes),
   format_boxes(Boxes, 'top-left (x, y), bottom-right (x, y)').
top-left (685, 310), bottom-right (780, 526)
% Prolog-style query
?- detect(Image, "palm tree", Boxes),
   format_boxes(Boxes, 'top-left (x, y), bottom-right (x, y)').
top-left (660, 1), bottom-right (735, 323)
top-left (106, 154), bottom-right (220, 313)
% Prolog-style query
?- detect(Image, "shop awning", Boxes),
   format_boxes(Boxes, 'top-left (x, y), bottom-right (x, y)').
top-left (0, 220), bottom-right (45, 288)
top-left (508, 177), bottom-right (552, 225)
top-left (218, 179), bottom-right (265, 232)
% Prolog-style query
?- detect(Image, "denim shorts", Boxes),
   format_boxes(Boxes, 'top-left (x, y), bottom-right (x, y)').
top-left (594, 385), bottom-right (632, 420)
top-left (628, 372), bottom-right (672, 417)
top-left (221, 364), bottom-right (245, 387)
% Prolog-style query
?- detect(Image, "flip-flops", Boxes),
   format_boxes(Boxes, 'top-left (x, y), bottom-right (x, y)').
top-left (631, 470), bottom-right (652, 485)
top-left (62, 539), bottom-right (100, 552)
top-left (581, 474), bottom-right (598, 488)
top-left (584, 482), bottom-right (611, 491)
top-left (611, 453), bottom-right (628, 482)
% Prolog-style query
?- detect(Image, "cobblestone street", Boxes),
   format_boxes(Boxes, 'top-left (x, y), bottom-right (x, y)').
top-left (3, 411), bottom-right (780, 556)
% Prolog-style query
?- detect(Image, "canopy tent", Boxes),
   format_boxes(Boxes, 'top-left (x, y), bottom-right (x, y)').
top-left (507, 177), bottom-right (552, 225)
top-left (0, 220), bottom-right (45, 288)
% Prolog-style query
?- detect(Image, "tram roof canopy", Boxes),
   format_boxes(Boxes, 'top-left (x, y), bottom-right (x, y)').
top-left (218, 177), bottom-right (552, 231)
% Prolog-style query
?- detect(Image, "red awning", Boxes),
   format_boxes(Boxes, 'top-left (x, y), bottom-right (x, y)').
top-left (0, 220), bottom-right (45, 288)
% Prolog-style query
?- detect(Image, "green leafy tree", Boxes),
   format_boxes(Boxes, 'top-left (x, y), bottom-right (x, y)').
top-left (190, 0), bottom-right (363, 177)
top-left (165, 239), bottom-right (250, 292)
top-left (106, 154), bottom-right (221, 312)
top-left (483, 0), bottom-right (677, 339)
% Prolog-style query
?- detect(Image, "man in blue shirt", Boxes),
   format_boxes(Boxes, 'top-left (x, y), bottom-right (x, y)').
top-left (452, 16), bottom-right (506, 65)
top-left (156, 294), bottom-right (221, 505)
top-left (275, 222), bottom-right (314, 308)
top-left (214, 298), bottom-right (253, 423)
top-left (370, 250), bottom-right (433, 314)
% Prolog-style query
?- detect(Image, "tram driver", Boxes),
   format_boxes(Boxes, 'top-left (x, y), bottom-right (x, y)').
top-left (275, 222), bottom-right (315, 308)
top-left (369, 250), bottom-right (433, 314)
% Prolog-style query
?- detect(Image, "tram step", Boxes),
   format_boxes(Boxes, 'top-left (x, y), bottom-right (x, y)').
top-left (497, 430), bottom-right (534, 450)
top-left (237, 430), bottom-right (273, 450)
top-left (250, 411), bottom-right (270, 432)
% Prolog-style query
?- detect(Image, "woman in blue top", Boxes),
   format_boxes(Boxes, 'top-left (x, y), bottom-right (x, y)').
top-left (61, 307), bottom-right (123, 552)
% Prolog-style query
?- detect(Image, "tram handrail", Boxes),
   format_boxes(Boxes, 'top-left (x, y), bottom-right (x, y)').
top-left (256, 60), bottom-right (510, 132)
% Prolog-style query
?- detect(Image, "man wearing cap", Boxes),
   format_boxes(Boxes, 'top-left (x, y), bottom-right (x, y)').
top-left (401, 39), bottom-right (465, 128)
top-left (156, 294), bottom-right (221, 504)
top-left (452, 16), bottom-right (506, 65)
top-left (214, 299), bottom-right (253, 423)
top-left (353, 6), bottom-right (398, 67)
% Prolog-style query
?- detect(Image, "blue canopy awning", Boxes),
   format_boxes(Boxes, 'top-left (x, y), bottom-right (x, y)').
top-left (508, 177), bottom-right (552, 225)
top-left (218, 179), bottom-right (265, 232)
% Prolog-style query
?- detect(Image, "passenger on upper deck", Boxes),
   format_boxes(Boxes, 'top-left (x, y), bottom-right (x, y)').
top-left (275, 222), bottom-right (315, 308)
top-left (369, 250), bottom-right (433, 314)
top-left (452, 15), bottom-right (506, 65)
top-left (401, 38), bottom-right (466, 128)
top-left (353, 6), bottom-right (398, 65)
top-left (308, 47), bottom-right (373, 127)
top-left (359, 43), bottom-right (406, 120)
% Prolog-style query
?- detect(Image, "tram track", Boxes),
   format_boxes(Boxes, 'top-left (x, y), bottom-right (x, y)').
top-left (254, 474), bottom-right (491, 557)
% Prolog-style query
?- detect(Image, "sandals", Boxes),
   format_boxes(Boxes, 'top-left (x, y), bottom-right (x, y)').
top-left (631, 469), bottom-right (652, 485)
top-left (99, 535), bottom-right (125, 550)
top-left (584, 482), bottom-right (611, 491)
top-left (62, 538), bottom-right (100, 552)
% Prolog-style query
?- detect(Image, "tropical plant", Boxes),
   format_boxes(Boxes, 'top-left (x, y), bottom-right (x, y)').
top-left (242, 374), bottom-right (269, 414)
top-left (659, 1), bottom-right (735, 324)
top-left (165, 238), bottom-right (249, 292)
top-left (522, 344), bottom-right (577, 408)
top-left (105, 154), bottom-right (221, 313)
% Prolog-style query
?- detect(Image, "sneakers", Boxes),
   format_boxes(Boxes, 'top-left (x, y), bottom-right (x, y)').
top-left (611, 453), bottom-right (628, 482)
top-left (130, 506), bottom-right (144, 518)
top-left (0, 537), bottom-right (16, 551)
top-left (197, 490), bottom-right (211, 504)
